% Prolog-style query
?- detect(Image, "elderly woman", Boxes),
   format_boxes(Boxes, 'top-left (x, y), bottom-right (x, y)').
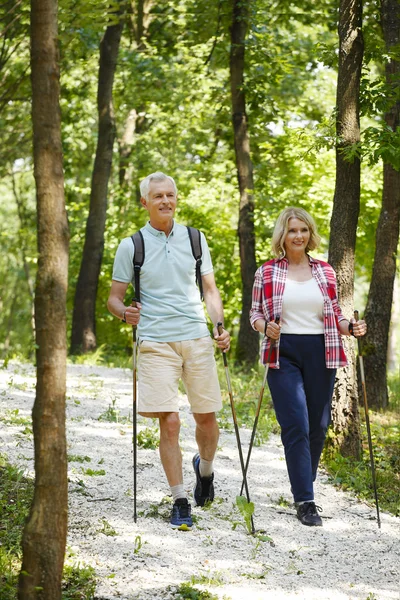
top-left (250, 207), bottom-right (366, 527)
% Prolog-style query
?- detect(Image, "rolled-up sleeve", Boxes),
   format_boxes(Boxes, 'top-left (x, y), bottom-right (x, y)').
top-left (250, 267), bottom-right (267, 329)
top-left (328, 266), bottom-right (346, 323)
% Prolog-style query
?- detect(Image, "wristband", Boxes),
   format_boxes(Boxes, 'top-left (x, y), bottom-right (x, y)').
top-left (348, 322), bottom-right (355, 337)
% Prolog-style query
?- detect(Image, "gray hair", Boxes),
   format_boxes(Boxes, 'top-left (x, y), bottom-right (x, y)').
top-left (271, 206), bottom-right (321, 257)
top-left (139, 172), bottom-right (178, 200)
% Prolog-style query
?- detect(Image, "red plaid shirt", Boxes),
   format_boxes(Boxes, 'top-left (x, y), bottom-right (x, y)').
top-left (250, 256), bottom-right (348, 369)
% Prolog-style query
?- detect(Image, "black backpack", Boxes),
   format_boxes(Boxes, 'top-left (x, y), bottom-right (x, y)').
top-left (130, 226), bottom-right (203, 302)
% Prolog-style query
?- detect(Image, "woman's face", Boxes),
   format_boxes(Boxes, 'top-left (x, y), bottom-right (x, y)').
top-left (284, 217), bottom-right (310, 255)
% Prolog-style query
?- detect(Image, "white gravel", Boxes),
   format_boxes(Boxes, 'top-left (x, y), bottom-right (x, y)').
top-left (1, 361), bottom-right (399, 600)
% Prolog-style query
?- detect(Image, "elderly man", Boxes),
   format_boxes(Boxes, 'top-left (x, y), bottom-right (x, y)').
top-left (108, 172), bottom-right (230, 530)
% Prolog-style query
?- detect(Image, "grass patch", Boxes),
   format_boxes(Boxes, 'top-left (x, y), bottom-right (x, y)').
top-left (170, 582), bottom-right (224, 599)
top-left (0, 455), bottom-right (96, 599)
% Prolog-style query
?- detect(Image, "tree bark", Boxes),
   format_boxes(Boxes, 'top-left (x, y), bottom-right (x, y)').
top-left (363, 0), bottom-right (400, 408)
top-left (229, 0), bottom-right (259, 366)
top-left (328, 0), bottom-right (363, 459)
top-left (387, 274), bottom-right (399, 373)
top-left (18, 0), bottom-right (69, 598)
top-left (70, 12), bottom-right (124, 353)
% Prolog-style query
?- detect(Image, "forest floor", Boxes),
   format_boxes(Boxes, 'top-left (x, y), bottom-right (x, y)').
top-left (1, 361), bottom-right (399, 600)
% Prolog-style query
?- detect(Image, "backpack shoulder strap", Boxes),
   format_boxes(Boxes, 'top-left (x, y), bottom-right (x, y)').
top-left (130, 230), bottom-right (145, 302)
top-left (187, 226), bottom-right (204, 300)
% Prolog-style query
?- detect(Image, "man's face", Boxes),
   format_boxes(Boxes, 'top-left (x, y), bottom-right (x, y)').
top-left (141, 179), bottom-right (177, 225)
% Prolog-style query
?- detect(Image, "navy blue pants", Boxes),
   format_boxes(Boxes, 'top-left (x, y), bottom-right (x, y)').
top-left (267, 334), bottom-right (336, 503)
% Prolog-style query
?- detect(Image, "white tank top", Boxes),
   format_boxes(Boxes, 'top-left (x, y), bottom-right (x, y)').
top-left (281, 277), bottom-right (324, 334)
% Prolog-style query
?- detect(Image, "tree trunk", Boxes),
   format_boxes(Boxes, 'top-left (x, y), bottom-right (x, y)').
top-left (18, 0), bottom-right (69, 598)
top-left (363, 0), bottom-right (400, 408)
top-left (328, 0), bottom-right (363, 459)
top-left (387, 274), bottom-right (399, 373)
top-left (229, 0), bottom-right (259, 366)
top-left (130, 0), bottom-right (154, 49)
top-left (70, 12), bottom-right (124, 353)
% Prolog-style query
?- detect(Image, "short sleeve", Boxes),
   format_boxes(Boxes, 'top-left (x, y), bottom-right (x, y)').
top-left (199, 232), bottom-right (214, 276)
top-left (112, 237), bottom-right (135, 283)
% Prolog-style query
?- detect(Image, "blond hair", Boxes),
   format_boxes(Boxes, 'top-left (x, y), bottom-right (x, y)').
top-left (271, 207), bottom-right (321, 257)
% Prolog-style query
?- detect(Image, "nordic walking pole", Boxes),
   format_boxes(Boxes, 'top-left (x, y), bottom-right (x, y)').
top-left (354, 310), bottom-right (381, 529)
top-left (131, 299), bottom-right (138, 523)
top-left (240, 315), bottom-right (280, 496)
top-left (217, 322), bottom-right (255, 534)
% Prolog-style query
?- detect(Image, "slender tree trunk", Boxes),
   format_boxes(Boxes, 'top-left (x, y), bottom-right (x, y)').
top-left (70, 12), bottom-right (124, 353)
top-left (387, 274), bottom-right (399, 373)
top-left (229, 0), bottom-right (258, 366)
top-left (363, 0), bottom-right (400, 408)
top-left (328, 0), bottom-right (363, 459)
top-left (130, 0), bottom-right (153, 48)
top-left (18, 0), bottom-right (69, 598)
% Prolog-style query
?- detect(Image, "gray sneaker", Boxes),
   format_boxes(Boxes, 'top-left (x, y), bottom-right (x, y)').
top-left (192, 453), bottom-right (214, 507)
top-left (296, 502), bottom-right (323, 526)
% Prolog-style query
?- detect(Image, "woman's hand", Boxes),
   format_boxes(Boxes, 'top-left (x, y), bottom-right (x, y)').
top-left (266, 321), bottom-right (281, 340)
top-left (350, 318), bottom-right (367, 337)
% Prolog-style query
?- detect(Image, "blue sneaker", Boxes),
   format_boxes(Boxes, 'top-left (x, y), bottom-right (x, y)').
top-left (170, 498), bottom-right (193, 530)
top-left (192, 453), bottom-right (214, 507)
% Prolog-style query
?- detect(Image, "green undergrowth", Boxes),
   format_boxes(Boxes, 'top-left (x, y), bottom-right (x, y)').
top-left (323, 374), bottom-right (400, 517)
top-left (169, 582), bottom-right (228, 599)
top-left (323, 411), bottom-right (400, 516)
top-left (216, 361), bottom-right (280, 444)
top-left (0, 456), bottom-right (96, 599)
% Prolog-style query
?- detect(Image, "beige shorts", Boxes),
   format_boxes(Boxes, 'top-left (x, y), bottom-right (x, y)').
top-left (138, 336), bottom-right (222, 414)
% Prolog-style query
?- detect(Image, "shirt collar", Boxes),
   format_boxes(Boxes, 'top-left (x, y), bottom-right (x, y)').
top-left (144, 220), bottom-right (176, 238)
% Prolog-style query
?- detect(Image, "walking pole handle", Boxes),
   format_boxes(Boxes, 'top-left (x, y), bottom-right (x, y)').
top-left (217, 322), bottom-right (228, 367)
top-left (264, 315), bottom-right (280, 363)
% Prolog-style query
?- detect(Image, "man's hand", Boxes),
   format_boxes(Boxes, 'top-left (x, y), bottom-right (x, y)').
top-left (213, 326), bottom-right (230, 352)
top-left (124, 302), bottom-right (142, 326)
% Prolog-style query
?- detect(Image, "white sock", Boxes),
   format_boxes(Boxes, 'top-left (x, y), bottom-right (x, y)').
top-left (199, 457), bottom-right (213, 478)
top-left (170, 484), bottom-right (186, 502)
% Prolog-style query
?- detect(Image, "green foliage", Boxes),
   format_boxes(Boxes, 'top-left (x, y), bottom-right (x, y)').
top-left (137, 425), bottom-right (160, 449)
top-left (98, 397), bottom-right (129, 423)
top-left (97, 518), bottom-right (117, 536)
top-left (62, 561), bottom-right (96, 600)
top-left (0, 0), bottom-right (388, 361)
top-left (233, 495), bottom-right (255, 535)
top-left (81, 468), bottom-right (106, 477)
top-left (68, 454), bottom-right (92, 464)
top-left (171, 582), bottom-right (222, 600)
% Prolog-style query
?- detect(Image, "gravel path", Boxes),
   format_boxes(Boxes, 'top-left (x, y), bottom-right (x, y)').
top-left (1, 361), bottom-right (399, 600)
